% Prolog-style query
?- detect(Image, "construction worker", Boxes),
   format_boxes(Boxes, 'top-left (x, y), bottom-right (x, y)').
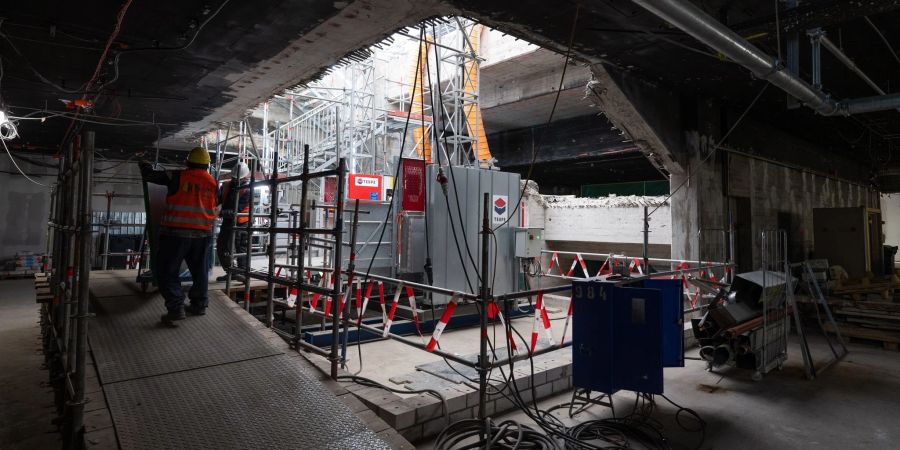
top-left (140, 147), bottom-right (219, 326)
top-left (216, 162), bottom-right (252, 282)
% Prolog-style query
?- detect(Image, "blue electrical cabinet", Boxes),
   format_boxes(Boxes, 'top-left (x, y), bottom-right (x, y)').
top-left (571, 279), bottom-right (683, 395)
top-left (643, 279), bottom-right (685, 368)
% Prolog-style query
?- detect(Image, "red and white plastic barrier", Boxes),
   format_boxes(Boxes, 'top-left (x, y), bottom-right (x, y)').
top-left (566, 253), bottom-right (590, 278)
top-left (487, 303), bottom-right (519, 354)
top-left (406, 286), bottom-right (422, 335)
top-left (530, 291), bottom-right (553, 353)
top-left (382, 283), bottom-right (404, 337)
top-left (426, 293), bottom-right (459, 352)
top-left (628, 258), bottom-right (643, 275)
top-left (546, 252), bottom-right (563, 276)
top-left (559, 297), bottom-right (574, 346)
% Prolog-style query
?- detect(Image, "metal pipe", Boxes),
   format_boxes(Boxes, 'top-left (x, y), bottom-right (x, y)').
top-left (243, 159), bottom-right (256, 310)
top-left (844, 92), bottom-right (900, 115)
top-left (265, 135), bottom-right (279, 327)
top-left (304, 308), bottom-right (477, 367)
top-left (477, 193), bottom-right (490, 422)
top-left (340, 200), bottom-right (361, 365)
top-left (629, 0), bottom-right (838, 115)
top-left (329, 158), bottom-right (346, 379)
top-left (71, 130), bottom-right (94, 447)
top-left (818, 34), bottom-right (890, 99)
top-left (293, 145), bottom-right (311, 345)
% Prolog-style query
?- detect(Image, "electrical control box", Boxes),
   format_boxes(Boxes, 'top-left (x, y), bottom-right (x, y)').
top-left (571, 279), bottom-right (683, 395)
top-left (515, 227), bottom-right (544, 258)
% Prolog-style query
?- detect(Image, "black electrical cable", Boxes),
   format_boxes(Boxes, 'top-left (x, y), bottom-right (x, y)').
top-left (336, 374), bottom-right (449, 424)
top-left (491, 5), bottom-right (580, 233)
top-left (352, 26), bottom-right (427, 375)
top-left (435, 418), bottom-right (562, 450)
top-left (426, 23), bottom-right (478, 292)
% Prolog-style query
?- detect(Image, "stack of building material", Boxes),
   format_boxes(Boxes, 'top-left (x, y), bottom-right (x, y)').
top-left (1, 252), bottom-right (46, 278)
top-left (822, 300), bottom-right (900, 351)
top-left (13, 252), bottom-right (45, 271)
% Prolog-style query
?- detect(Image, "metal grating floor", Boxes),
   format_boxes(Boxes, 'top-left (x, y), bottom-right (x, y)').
top-left (104, 354), bottom-right (390, 450)
top-left (89, 290), bottom-right (282, 384)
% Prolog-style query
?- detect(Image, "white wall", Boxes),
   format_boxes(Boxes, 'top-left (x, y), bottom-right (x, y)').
top-left (542, 196), bottom-right (671, 245)
top-left (0, 155), bottom-right (55, 260)
top-left (0, 154), bottom-right (146, 261)
top-left (882, 194), bottom-right (900, 250)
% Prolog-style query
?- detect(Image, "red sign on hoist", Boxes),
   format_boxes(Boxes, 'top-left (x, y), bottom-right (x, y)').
top-left (401, 158), bottom-right (426, 212)
top-left (348, 174), bottom-right (382, 201)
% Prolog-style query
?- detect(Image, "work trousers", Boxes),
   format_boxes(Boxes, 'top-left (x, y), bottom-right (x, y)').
top-left (155, 234), bottom-right (210, 313)
top-left (216, 227), bottom-right (249, 272)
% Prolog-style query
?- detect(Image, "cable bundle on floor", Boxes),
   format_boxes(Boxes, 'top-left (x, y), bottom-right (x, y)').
top-left (435, 418), bottom-right (563, 450)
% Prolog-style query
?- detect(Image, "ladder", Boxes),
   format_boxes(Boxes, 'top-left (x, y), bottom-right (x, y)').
top-left (292, 146), bottom-right (348, 379)
top-left (794, 261), bottom-right (848, 379)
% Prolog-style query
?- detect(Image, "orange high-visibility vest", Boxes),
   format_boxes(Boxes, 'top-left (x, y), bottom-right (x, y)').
top-left (222, 180), bottom-right (250, 225)
top-left (161, 169), bottom-right (218, 232)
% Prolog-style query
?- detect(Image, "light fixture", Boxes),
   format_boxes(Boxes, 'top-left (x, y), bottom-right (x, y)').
top-left (0, 109), bottom-right (18, 140)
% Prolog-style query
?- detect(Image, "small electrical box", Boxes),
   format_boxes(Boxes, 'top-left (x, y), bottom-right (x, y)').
top-left (515, 227), bottom-right (544, 258)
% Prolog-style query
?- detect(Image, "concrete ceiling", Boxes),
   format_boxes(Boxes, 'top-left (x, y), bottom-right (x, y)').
top-left (481, 48), bottom-right (594, 132)
top-left (2, 0), bottom-right (899, 172)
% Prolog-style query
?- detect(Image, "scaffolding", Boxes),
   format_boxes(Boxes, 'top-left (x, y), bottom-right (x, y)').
top-left (44, 131), bottom-right (95, 448)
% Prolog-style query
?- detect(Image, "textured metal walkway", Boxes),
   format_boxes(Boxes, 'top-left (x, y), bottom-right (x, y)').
top-left (87, 272), bottom-right (393, 450)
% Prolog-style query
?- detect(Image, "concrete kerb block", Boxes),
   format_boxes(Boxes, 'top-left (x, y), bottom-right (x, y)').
top-left (406, 393), bottom-right (443, 422)
top-left (423, 416), bottom-right (450, 438)
top-left (378, 400), bottom-right (417, 430)
top-left (357, 409), bottom-right (392, 434)
top-left (535, 381), bottom-right (554, 400)
top-left (449, 407), bottom-right (476, 423)
top-left (339, 392), bottom-right (370, 413)
top-left (399, 424), bottom-right (424, 443)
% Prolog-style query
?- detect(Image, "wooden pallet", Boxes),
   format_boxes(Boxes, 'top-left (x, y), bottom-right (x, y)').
top-left (832, 275), bottom-right (899, 301)
top-left (34, 272), bottom-right (53, 303)
top-left (823, 322), bottom-right (900, 351)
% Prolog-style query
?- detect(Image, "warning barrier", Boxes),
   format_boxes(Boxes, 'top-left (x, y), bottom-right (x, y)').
top-left (529, 291), bottom-right (553, 353)
top-left (383, 283), bottom-right (404, 337)
top-left (425, 293), bottom-right (459, 352)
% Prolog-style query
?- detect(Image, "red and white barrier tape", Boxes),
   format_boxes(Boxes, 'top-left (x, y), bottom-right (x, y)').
top-left (565, 253), bottom-right (590, 278)
top-left (559, 296), bottom-right (574, 346)
top-left (530, 291), bottom-right (553, 353)
top-left (406, 286), bottom-right (421, 335)
top-left (357, 281), bottom-right (376, 326)
top-left (383, 283), bottom-right (404, 337)
top-left (426, 293), bottom-right (459, 352)
top-left (546, 251), bottom-right (563, 276)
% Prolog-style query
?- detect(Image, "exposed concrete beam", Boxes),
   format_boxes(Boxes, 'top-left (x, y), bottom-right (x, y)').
top-left (733, 0), bottom-right (900, 38)
top-left (585, 63), bottom-right (684, 175)
top-left (160, 0), bottom-right (451, 149)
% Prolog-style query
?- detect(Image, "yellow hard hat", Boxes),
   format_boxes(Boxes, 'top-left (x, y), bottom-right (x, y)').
top-left (187, 146), bottom-right (210, 165)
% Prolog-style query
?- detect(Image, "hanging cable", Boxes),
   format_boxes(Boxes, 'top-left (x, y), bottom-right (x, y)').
top-left (1, 139), bottom-right (49, 187)
top-left (491, 5), bottom-right (581, 232)
top-left (643, 82), bottom-right (770, 218)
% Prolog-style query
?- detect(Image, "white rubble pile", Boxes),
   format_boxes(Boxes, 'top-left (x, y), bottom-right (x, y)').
top-left (543, 194), bottom-right (669, 208)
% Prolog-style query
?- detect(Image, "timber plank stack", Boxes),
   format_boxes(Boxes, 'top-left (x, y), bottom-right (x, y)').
top-left (820, 299), bottom-right (900, 351)
top-left (34, 272), bottom-right (53, 304)
top-left (830, 274), bottom-right (899, 302)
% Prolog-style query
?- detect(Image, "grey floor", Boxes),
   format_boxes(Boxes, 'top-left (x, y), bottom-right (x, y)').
top-left (0, 279), bottom-right (60, 449)
top-left (413, 333), bottom-right (900, 449)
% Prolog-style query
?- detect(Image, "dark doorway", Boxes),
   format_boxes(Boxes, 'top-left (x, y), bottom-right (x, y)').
top-left (732, 197), bottom-right (753, 272)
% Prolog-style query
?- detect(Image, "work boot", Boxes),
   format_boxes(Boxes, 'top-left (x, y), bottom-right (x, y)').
top-left (216, 274), bottom-right (229, 282)
top-left (160, 308), bottom-right (186, 327)
top-left (185, 304), bottom-right (207, 316)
